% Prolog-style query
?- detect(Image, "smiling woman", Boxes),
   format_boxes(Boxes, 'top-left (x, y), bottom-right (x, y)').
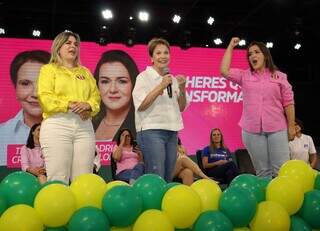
top-left (93, 50), bottom-right (139, 141)
top-left (0, 50), bottom-right (50, 166)
top-left (132, 38), bottom-right (188, 182)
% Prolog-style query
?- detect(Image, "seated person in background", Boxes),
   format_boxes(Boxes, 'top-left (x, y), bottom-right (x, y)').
top-left (20, 123), bottom-right (46, 184)
top-left (112, 128), bottom-right (144, 184)
top-left (93, 146), bottom-right (101, 174)
top-left (173, 137), bottom-right (213, 186)
top-left (202, 128), bottom-right (239, 184)
top-left (289, 118), bottom-right (318, 169)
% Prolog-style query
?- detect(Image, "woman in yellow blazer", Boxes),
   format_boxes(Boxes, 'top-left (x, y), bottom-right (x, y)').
top-left (37, 31), bottom-right (100, 183)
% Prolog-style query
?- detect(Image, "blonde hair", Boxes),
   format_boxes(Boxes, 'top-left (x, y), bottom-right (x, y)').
top-left (147, 38), bottom-right (170, 57)
top-left (50, 31), bottom-right (81, 66)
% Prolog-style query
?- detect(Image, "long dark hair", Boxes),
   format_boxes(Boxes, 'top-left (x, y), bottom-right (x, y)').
top-left (26, 123), bottom-right (41, 149)
top-left (92, 50), bottom-right (139, 140)
top-left (116, 128), bottom-right (135, 146)
top-left (247, 41), bottom-right (278, 73)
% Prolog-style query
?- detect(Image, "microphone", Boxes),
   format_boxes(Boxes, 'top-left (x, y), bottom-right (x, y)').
top-left (162, 67), bottom-right (172, 98)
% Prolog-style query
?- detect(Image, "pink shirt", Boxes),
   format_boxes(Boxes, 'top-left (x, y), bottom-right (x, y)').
top-left (227, 68), bottom-right (294, 133)
top-left (20, 145), bottom-right (45, 171)
top-left (113, 145), bottom-right (139, 174)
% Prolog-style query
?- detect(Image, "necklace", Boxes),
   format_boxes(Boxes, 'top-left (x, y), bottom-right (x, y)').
top-left (103, 118), bottom-right (121, 127)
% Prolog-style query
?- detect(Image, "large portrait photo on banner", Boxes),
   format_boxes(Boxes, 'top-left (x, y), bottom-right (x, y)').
top-left (0, 37), bottom-right (247, 167)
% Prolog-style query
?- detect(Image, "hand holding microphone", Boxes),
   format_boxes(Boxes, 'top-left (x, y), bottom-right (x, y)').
top-left (162, 67), bottom-right (172, 98)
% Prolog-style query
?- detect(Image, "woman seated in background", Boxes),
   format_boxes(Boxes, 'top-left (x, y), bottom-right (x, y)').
top-left (20, 123), bottom-right (46, 184)
top-left (202, 128), bottom-right (239, 184)
top-left (174, 138), bottom-right (213, 186)
top-left (112, 128), bottom-right (144, 184)
top-left (289, 118), bottom-right (318, 169)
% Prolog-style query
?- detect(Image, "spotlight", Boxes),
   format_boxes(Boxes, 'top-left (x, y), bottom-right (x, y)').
top-left (0, 28), bottom-right (5, 35)
top-left (207, 16), bottom-right (215, 25)
top-left (32, 30), bottom-right (41, 37)
top-left (239, 39), bottom-right (246, 46)
top-left (125, 26), bottom-right (136, 47)
top-left (97, 26), bottom-right (110, 46)
top-left (213, 38), bottom-right (222, 45)
top-left (102, 9), bottom-right (113, 20)
top-left (172, 14), bottom-right (181, 24)
top-left (138, 11), bottom-right (149, 22)
top-left (266, 42), bottom-right (273, 48)
top-left (180, 30), bottom-right (191, 49)
top-left (294, 43), bottom-right (301, 50)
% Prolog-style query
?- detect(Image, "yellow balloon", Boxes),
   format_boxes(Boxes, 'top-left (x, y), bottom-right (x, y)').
top-left (70, 173), bottom-right (107, 209)
top-left (191, 179), bottom-right (222, 212)
top-left (105, 180), bottom-right (129, 194)
top-left (161, 185), bottom-right (201, 229)
top-left (0, 204), bottom-right (43, 231)
top-left (111, 225), bottom-right (132, 231)
top-left (250, 201), bottom-right (290, 231)
top-left (234, 227), bottom-right (251, 231)
top-left (133, 209), bottom-right (174, 231)
top-left (266, 176), bottom-right (304, 215)
top-left (34, 184), bottom-right (76, 227)
top-left (278, 160), bottom-right (314, 192)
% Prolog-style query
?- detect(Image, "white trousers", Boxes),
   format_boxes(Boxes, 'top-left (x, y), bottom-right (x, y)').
top-left (40, 112), bottom-right (95, 183)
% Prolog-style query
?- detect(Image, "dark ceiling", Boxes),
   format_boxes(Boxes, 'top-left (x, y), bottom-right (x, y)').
top-left (0, 0), bottom-right (320, 81)
top-left (1, 0), bottom-right (319, 46)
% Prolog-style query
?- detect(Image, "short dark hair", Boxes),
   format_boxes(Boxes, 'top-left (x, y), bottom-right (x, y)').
top-left (116, 128), bottom-right (135, 146)
top-left (26, 123), bottom-right (41, 149)
top-left (295, 118), bottom-right (304, 131)
top-left (10, 50), bottom-right (50, 87)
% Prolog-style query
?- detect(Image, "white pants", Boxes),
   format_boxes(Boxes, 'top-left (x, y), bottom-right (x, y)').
top-left (40, 112), bottom-right (95, 183)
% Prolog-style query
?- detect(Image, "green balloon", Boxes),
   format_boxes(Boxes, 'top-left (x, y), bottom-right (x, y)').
top-left (219, 186), bottom-right (257, 227)
top-left (68, 206), bottom-right (110, 231)
top-left (258, 177), bottom-right (271, 189)
top-left (290, 215), bottom-right (312, 231)
top-left (230, 174), bottom-right (264, 202)
top-left (175, 228), bottom-right (192, 231)
top-left (41, 180), bottom-right (68, 189)
top-left (0, 171), bottom-right (41, 206)
top-left (299, 190), bottom-right (320, 229)
top-left (164, 182), bottom-right (181, 193)
top-left (132, 174), bottom-right (166, 210)
top-left (0, 193), bottom-right (7, 216)
top-left (102, 185), bottom-right (142, 227)
top-left (44, 227), bottom-right (68, 231)
top-left (193, 211), bottom-right (233, 231)
top-left (314, 174), bottom-right (320, 190)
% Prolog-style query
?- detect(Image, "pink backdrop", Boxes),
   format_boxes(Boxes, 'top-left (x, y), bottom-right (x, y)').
top-left (0, 38), bottom-right (248, 156)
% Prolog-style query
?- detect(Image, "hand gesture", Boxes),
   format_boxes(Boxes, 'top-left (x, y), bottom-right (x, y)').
top-left (120, 133), bottom-right (126, 146)
top-left (79, 110), bottom-right (91, 121)
top-left (229, 37), bottom-right (240, 48)
top-left (69, 102), bottom-right (91, 114)
top-left (160, 74), bottom-right (173, 90)
top-left (29, 167), bottom-right (46, 176)
top-left (176, 74), bottom-right (186, 89)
